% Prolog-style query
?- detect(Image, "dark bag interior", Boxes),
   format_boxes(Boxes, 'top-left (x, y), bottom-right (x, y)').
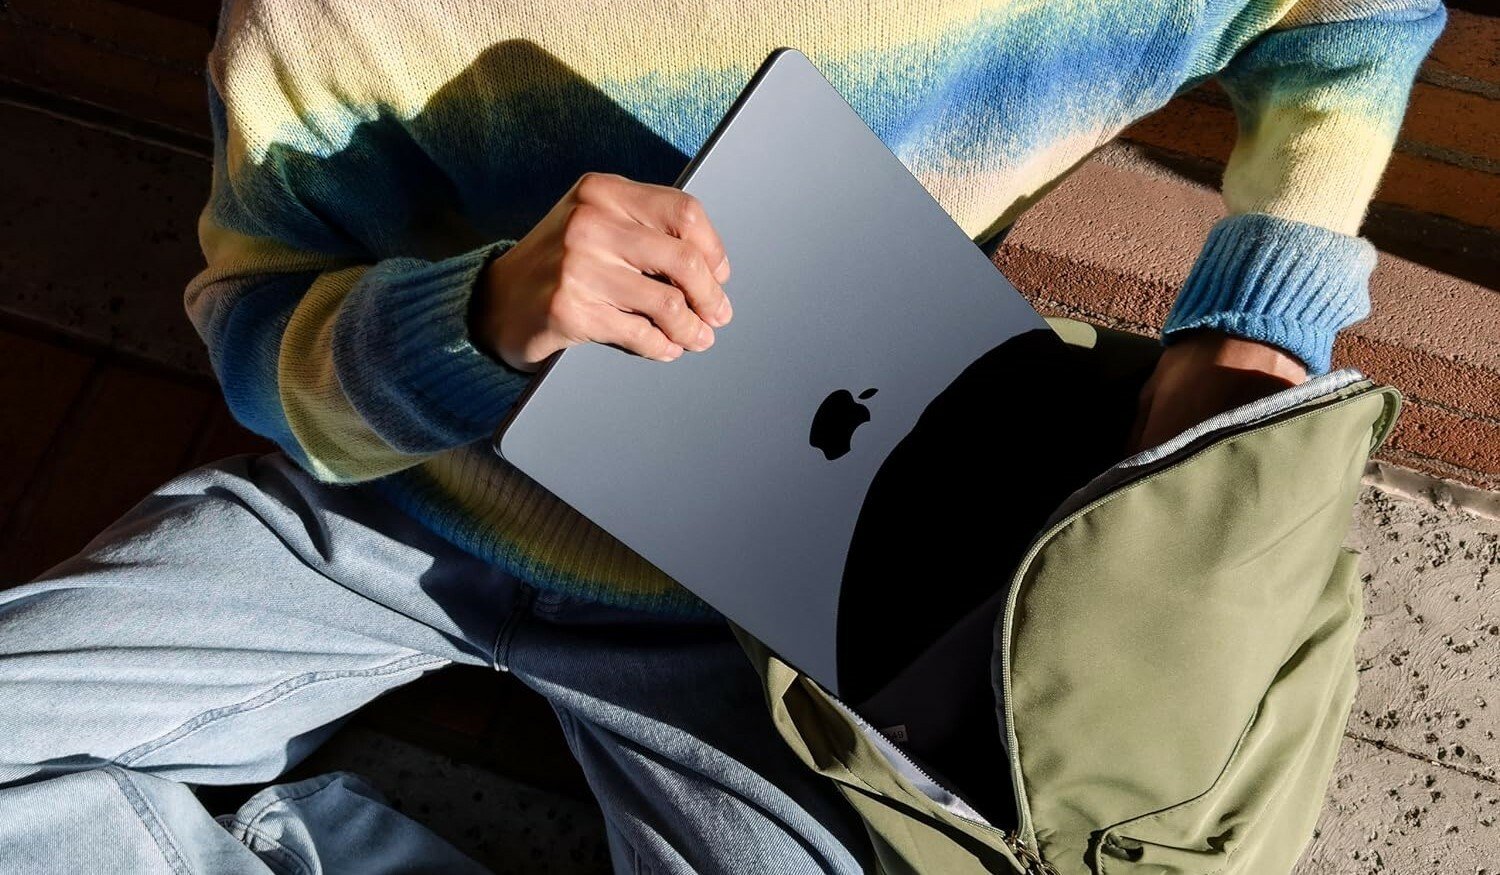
top-left (835, 323), bottom-right (1164, 827)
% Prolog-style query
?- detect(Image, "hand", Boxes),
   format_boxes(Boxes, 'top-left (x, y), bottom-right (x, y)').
top-left (1126, 330), bottom-right (1309, 455)
top-left (472, 171), bottom-right (733, 372)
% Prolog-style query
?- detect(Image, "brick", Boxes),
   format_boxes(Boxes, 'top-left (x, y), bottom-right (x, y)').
top-left (1122, 89), bottom-right (1500, 233)
top-left (1377, 446), bottom-right (1499, 493)
top-left (29, 29), bottom-right (209, 132)
top-left (1363, 251), bottom-right (1500, 377)
top-left (1001, 249), bottom-right (1500, 489)
top-left (1377, 148), bottom-right (1500, 232)
top-left (994, 144), bottom-right (1500, 491)
top-left (996, 243), bottom-right (1172, 333)
top-left (1121, 95), bottom-right (1236, 165)
top-left (1401, 82), bottom-right (1500, 165)
top-left (1001, 145), bottom-right (1500, 375)
top-left (9, 0), bottom-right (214, 66)
top-left (113, 1), bottom-right (219, 28)
top-left (1336, 334), bottom-right (1500, 422)
top-left (1126, 78), bottom-right (1500, 174)
top-left (0, 364), bottom-right (213, 583)
top-left (0, 104), bottom-right (212, 376)
top-left (1385, 400), bottom-right (1500, 478)
top-left (0, 19), bottom-right (209, 136)
top-left (0, 331), bottom-right (93, 532)
top-left (1424, 9), bottom-right (1500, 90)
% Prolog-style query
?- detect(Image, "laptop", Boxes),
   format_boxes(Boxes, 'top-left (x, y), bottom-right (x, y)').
top-left (493, 47), bottom-right (1056, 700)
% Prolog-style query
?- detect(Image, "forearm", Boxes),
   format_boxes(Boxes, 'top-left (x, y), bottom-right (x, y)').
top-left (187, 227), bottom-right (531, 483)
top-left (1163, 0), bottom-right (1447, 374)
top-left (280, 245), bottom-right (531, 481)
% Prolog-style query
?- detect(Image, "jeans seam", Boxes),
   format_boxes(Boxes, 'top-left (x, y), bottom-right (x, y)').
top-left (102, 766), bottom-right (191, 875)
top-left (114, 653), bottom-right (447, 767)
top-left (552, 708), bottom-right (652, 875)
top-left (490, 584), bottom-right (537, 670)
top-left (225, 774), bottom-right (356, 875)
top-left (233, 824), bottom-right (312, 875)
top-left (233, 773), bottom-right (349, 831)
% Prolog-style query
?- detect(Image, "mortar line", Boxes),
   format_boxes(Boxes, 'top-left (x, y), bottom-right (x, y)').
top-left (0, 78), bottom-right (211, 159)
top-left (1419, 68), bottom-right (1500, 102)
top-left (0, 309), bottom-right (217, 390)
top-left (3, 8), bottom-right (208, 77)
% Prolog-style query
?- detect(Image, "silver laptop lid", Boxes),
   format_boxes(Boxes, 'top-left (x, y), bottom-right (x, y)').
top-left (494, 47), bottom-right (1051, 695)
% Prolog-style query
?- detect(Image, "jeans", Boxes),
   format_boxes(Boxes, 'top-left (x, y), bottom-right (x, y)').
top-left (0, 453), bottom-right (872, 874)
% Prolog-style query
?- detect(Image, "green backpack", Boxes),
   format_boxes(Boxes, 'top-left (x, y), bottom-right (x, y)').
top-left (734, 317), bottom-right (1402, 875)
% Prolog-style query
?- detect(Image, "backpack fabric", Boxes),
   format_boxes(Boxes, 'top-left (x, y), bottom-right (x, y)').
top-left (733, 317), bottom-right (1402, 875)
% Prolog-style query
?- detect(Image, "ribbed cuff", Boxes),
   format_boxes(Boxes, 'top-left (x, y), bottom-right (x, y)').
top-left (1162, 213), bottom-right (1377, 375)
top-left (333, 240), bottom-right (532, 453)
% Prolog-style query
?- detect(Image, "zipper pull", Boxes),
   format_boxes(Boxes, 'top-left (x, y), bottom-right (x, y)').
top-left (1001, 831), bottom-right (1058, 875)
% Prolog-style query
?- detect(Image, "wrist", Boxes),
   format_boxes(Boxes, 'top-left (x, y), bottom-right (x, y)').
top-left (1166, 329), bottom-right (1308, 386)
top-left (470, 243), bottom-right (533, 373)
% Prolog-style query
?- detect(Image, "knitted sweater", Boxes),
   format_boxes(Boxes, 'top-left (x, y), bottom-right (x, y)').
top-left (187, 0), bottom-right (1445, 614)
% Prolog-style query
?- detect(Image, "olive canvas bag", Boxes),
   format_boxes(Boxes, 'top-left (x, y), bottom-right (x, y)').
top-left (733, 317), bottom-right (1403, 875)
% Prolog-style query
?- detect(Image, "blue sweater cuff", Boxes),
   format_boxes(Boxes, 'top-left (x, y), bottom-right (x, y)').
top-left (1162, 213), bottom-right (1378, 375)
top-left (332, 240), bottom-right (533, 453)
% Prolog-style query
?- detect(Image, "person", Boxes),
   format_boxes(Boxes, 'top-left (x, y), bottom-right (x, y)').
top-left (0, 0), bottom-right (1445, 872)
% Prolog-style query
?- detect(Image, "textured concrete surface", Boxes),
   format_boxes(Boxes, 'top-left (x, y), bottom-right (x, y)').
top-left (1301, 739), bottom-right (1499, 875)
top-left (1347, 487), bottom-right (1500, 777)
top-left (1293, 486), bottom-right (1500, 873)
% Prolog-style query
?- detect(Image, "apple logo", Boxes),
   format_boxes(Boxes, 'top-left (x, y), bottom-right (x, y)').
top-left (810, 387), bottom-right (878, 460)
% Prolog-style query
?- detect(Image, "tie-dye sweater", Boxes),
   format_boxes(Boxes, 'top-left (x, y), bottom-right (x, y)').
top-left (187, 0), bottom-right (1445, 614)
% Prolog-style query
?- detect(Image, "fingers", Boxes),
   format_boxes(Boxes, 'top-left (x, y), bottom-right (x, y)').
top-left (584, 304), bottom-right (685, 363)
top-left (555, 172), bottom-right (735, 365)
top-left (607, 220), bottom-right (728, 333)
top-left (615, 177), bottom-right (732, 282)
top-left (607, 268), bottom-right (718, 353)
top-left (574, 173), bottom-right (733, 325)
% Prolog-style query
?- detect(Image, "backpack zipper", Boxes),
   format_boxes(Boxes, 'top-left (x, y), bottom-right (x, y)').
top-left (823, 695), bottom-right (1059, 874)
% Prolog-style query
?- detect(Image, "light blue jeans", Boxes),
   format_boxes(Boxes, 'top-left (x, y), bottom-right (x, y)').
top-left (0, 453), bottom-right (872, 874)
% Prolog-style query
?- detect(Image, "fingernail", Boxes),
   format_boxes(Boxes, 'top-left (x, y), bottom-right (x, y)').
top-left (714, 257), bottom-right (730, 282)
top-left (662, 344), bottom-right (683, 361)
top-left (715, 298), bottom-right (733, 325)
top-left (696, 322), bottom-right (714, 348)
